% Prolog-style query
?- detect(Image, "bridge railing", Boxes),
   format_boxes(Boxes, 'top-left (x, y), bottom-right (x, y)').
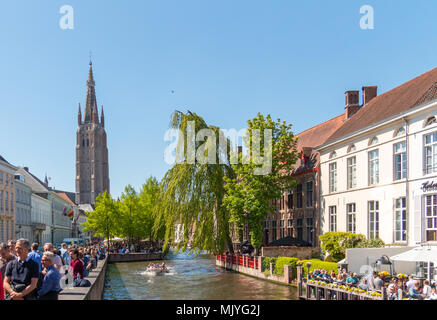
top-left (217, 253), bottom-right (260, 270)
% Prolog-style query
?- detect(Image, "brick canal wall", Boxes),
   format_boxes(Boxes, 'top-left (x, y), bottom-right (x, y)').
top-left (216, 257), bottom-right (295, 286)
top-left (59, 253), bottom-right (163, 300)
top-left (261, 246), bottom-right (320, 260)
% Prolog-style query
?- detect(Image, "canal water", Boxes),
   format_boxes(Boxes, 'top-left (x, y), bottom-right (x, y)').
top-left (103, 251), bottom-right (298, 300)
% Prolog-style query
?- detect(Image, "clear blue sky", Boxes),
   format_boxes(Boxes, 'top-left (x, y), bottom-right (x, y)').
top-left (1, 0), bottom-right (436, 198)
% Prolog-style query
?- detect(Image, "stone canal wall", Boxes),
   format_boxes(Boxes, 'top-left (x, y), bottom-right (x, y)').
top-left (59, 253), bottom-right (163, 300)
top-left (261, 246), bottom-right (320, 260)
top-left (216, 257), bottom-right (295, 286)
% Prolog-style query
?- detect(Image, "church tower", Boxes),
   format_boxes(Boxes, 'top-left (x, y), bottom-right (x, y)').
top-left (76, 61), bottom-right (110, 204)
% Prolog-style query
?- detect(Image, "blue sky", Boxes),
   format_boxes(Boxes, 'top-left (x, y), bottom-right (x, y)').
top-left (1, 0), bottom-right (437, 198)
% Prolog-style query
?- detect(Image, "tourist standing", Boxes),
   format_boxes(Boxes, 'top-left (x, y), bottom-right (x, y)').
top-left (60, 243), bottom-right (71, 266)
top-left (373, 273), bottom-right (384, 291)
top-left (406, 276), bottom-right (415, 291)
top-left (0, 272), bottom-right (4, 300)
top-left (423, 280), bottom-right (432, 299)
top-left (0, 243), bottom-right (15, 280)
top-left (37, 252), bottom-right (61, 300)
top-left (28, 243), bottom-right (43, 273)
top-left (3, 239), bottom-right (39, 300)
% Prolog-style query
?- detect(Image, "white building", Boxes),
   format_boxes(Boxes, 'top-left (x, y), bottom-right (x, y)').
top-left (318, 67), bottom-right (437, 247)
top-left (14, 174), bottom-right (33, 242)
top-left (31, 193), bottom-right (51, 245)
top-left (0, 156), bottom-right (17, 243)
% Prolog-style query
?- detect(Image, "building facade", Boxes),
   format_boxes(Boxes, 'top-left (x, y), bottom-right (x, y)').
top-left (31, 193), bottom-right (51, 245)
top-left (318, 67), bottom-right (437, 247)
top-left (0, 156), bottom-right (16, 243)
top-left (75, 61), bottom-right (110, 205)
top-left (52, 192), bottom-right (73, 245)
top-left (262, 114), bottom-right (345, 247)
top-left (14, 174), bottom-right (32, 241)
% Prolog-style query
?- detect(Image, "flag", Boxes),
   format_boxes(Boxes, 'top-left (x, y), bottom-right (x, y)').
top-left (62, 207), bottom-right (67, 216)
top-left (67, 209), bottom-right (74, 218)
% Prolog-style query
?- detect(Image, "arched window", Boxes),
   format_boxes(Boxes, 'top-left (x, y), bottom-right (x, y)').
top-left (329, 151), bottom-right (337, 159)
top-left (394, 127), bottom-right (406, 137)
top-left (347, 144), bottom-right (356, 153)
top-left (424, 116), bottom-right (437, 127)
top-left (369, 136), bottom-right (378, 146)
top-left (82, 138), bottom-right (85, 147)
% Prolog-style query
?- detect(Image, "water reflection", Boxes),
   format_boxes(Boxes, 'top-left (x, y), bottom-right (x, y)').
top-left (103, 251), bottom-right (297, 300)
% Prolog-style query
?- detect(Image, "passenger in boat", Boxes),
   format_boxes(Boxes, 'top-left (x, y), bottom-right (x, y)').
top-left (161, 263), bottom-right (167, 271)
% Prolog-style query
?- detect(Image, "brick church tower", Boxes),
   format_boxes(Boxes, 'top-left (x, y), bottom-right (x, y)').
top-left (75, 61), bottom-right (110, 204)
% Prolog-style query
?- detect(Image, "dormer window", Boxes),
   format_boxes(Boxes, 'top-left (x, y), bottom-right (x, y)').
top-left (394, 127), bottom-right (406, 137)
top-left (347, 144), bottom-right (356, 153)
top-left (329, 151), bottom-right (337, 159)
top-left (369, 136), bottom-right (378, 146)
top-left (424, 116), bottom-right (437, 127)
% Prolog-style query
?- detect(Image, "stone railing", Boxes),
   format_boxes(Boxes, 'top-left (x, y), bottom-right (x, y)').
top-left (59, 252), bottom-right (163, 300)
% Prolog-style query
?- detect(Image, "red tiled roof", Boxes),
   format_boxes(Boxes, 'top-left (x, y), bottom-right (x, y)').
top-left (57, 192), bottom-right (75, 206)
top-left (325, 67), bottom-right (437, 145)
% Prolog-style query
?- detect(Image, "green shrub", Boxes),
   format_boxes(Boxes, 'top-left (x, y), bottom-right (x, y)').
top-left (298, 259), bottom-right (339, 277)
top-left (357, 238), bottom-right (385, 248)
top-left (262, 257), bottom-right (277, 272)
top-left (319, 232), bottom-right (366, 262)
top-left (274, 257), bottom-right (299, 277)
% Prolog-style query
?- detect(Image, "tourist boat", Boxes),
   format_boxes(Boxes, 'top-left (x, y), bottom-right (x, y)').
top-left (146, 266), bottom-right (169, 275)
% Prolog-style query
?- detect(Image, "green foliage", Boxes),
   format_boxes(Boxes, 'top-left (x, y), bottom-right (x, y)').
top-left (153, 111), bottom-right (235, 254)
top-left (262, 257), bottom-right (277, 271)
top-left (223, 113), bottom-right (299, 249)
top-left (298, 259), bottom-right (339, 277)
top-left (319, 232), bottom-right (385, 262)
top-left (274, 257), bottom-right (299, 277)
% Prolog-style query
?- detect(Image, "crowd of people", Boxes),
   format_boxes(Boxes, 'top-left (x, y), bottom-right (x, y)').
top-left (109, 241), bottom-right (162, 254)
top-left (307, 268), bottom-right (437, 300)
top-left (0, 238), bottom-right (107, 300)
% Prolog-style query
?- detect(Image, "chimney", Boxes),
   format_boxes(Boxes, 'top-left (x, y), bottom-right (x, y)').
top-left (345, 90), bottom-right (360, 120)
top-left (362, 86), bottom-right (377, 105)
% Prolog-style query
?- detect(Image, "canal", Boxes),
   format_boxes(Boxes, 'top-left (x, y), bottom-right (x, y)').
top-left (103, 251), bottom-right (298, 300)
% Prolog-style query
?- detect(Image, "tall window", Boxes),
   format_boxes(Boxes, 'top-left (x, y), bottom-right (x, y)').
top-left (5, 192), bottom-right (8, 212)
top-left (394, 197), bottom-right (407, 242)
top-left (329, 162), bottom-right (337, 193)
top-left (394, 142), bottom-right (407, 180)
top-left (306, 218), bottom-right (314, 245)
top-left (287, 190), bottom-right (293, 209)
top-left (347, 157), bottom-right (357, 189)
top-left (329, 206), bottom-right (337, 232)
top-left (296, 218), bottom-right (303, 240)
top-left (425, 195), bottom-right (437, 241)
top-left (272, 220), bottom-right (277, 241)
top-left (306, 181), bottom-right (313, 208)
top-left (368, 201), bottom-right (380, 239)
top-left (369, 150), bottom-right (379, 185)
top-left (5, 174), bottom-right (8, 186)
top-left (0, 172), bottom-right (3, 184)
top-left (287, 219), bottom-right (293, 236)
top-left (280, 219), bottom-right (285, 238)
top-left (347, 203), bottom-right (356, 233)
top-left (424, 132), bottom-right (437, 175)
top-left (296, 184), bottom-right (303, 208)
top-left (0, 191), bottom-right (2, 212)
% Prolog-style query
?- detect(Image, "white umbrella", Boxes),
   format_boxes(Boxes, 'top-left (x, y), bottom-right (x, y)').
top-left (390, 246), bottom-right (437, 263)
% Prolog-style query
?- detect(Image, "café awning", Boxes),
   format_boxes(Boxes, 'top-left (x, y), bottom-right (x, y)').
top-left (390, 246), bottom-right (437, 263)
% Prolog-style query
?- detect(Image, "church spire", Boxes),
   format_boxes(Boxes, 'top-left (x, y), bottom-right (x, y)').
top-left (84, 60), bottom-right (99, 123)
top-left (101, 105), bottom-right (105, 127)
top-left (78, 103), bottom-right (82, 126)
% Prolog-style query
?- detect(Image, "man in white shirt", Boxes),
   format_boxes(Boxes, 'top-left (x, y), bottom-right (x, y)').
top-left (406, 275), bottom-right (415, 291)
top-left (43, 243), bottom-right (63, 271)
top-left (423, 280), bottom-right (432, 299)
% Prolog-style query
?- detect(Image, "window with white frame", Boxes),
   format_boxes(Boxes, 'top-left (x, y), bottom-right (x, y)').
top-left (395, 127), bottom-right (405, 137)
top-left (369, 136), bottom-right (379, 146)
top-left (394, 141), bottom-right (407, 180)
top-left (425, 195), bottom-right (437, 242)
top-left (329, 206), bottom-right (337, 232)
top-left (368, 201), bottom-right (380, 239)
top-left (394, 197), bottom-right (407, 242)
top-left (348, 144), bottom-right (356, 153)
top-left (329, 162), bottom-right (337, 193)
top-left (347, 203), bottom-right (356, 233)
top-left (347, 157), bottom-right (357, 189)
top-left (369, 150), bottom-right (379, 185)
top-left (424, 132), bottom-right (437, 175)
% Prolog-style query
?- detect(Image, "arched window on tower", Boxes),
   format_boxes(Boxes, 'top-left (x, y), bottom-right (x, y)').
top-left (82, 138), bottom-right (85, 147)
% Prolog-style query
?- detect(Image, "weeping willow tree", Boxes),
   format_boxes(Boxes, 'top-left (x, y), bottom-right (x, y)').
top-left (154, 111), bottom-right (236, 254)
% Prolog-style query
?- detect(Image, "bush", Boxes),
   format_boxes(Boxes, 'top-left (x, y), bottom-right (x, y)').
top-left (357, 238), bottom-right (385, 248)
top-left (298, 259), bottom-right (339, 277)
top-left (274, 257), bottom-right (299, 277)
top-left (319, 232), bottom-right (366, 262)
top-left (262, 257), bottom-right (277, 272)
